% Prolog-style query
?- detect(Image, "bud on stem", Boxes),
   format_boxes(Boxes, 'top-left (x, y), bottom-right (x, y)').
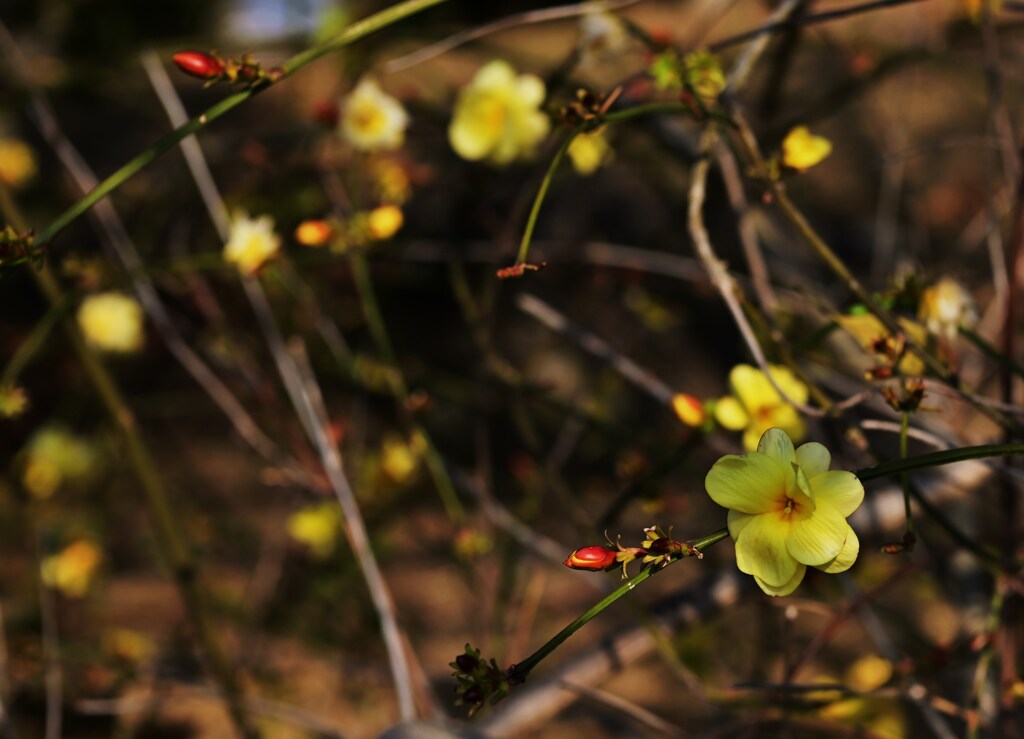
top-left (172, 50), bottom-right (226, 80)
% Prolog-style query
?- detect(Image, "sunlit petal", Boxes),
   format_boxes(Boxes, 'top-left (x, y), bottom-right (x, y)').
top-left (727, 509), bottom-right (755, 540)
top-left (810, 470), bottom-right (864, 517)
top-left (714, 396), bottom-right (749, 430)
top-left (787, 501), bottom-right (848, 566)
top-left (706, 453), bottom-right (787, 514)
top-left (755, 564), bottom-right (806, 597)
top-left (815, 524), bottom-right (859, 574)
top-left (734, 512), bottom-right (798, 587)
top-left (796, 442), bottom-right (831, 478)
top-left (757, 427), bottom-right (795, 465)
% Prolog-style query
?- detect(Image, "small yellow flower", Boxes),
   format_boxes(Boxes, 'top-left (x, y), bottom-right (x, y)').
top-left (21, 426), bottom-right (97, 498)
top-left (706, 427), bottom-right (863, 596)
top-left (846, 654), bottom-right (894, 692)
top-left (379, 434), bottom-right (420, 483)
top-left (577, 10), bottom-right (629, 66)
top-left (835, 313), bottom-right (927, 376)
top-left (449, 60), bottom-right (550, 165)
top-left (341, 77), bottom-right (409, 152)
top-left (287, 503), bottom-right (341, 559)
top-left (41, 540), bottom-right (103, 598)
top-left (918, 278), bottom-right (977, 340)
top-left (671, 393), bottom-right (705, 427)
top-left (568, 129), bottom-right (613, 175)
top-left (0, 137), bottom-right (37, 188)
top-left (0, 383), bottom-right (29, 419)
top-left (223, 211), bottom-right (280, 275)
top-left (77, 292), bottom-right (144, 353)
top-left (295, 219), bottom-right (334, 247)
top-left (684, 51), bottom-right (726, 102)
top-left (367, 204), bottom-right (404, 241)
top-left (103, 628), bottom-right (155, 664)
top-left (782, 126), bottom-right (833, 171)
top-left (714, 364), bottom-right (808, 452)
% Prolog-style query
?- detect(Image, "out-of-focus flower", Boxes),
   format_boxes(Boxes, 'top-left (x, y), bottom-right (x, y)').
top-left (918, 278), bottom-right (977, 340)
top-left (367, 204), bottom-right (404, 241)
top-left (846, 654), bottom-right (894, 692)
top-left (21, 426), bottom-right (97, 498)
top-left (684, 51), bottom-right (726, 102)
top-left (714, 364), bottom-right (808, 452)
top-left (379, 433), bottom-right (422, 483)
top-left (836, 313), bottom-right (927, 376)
top-left (671, 393), bottom-right (705, 427)
top-left (568, 129), bottom-right (613, 175)
top-left (103, 628), bottom-right (155, 664)
top-left (370, 157), bottom-right (412, 204)
top-left (0, 138), bottom-right (37, 188)
top-left (706, 427), bottom-right (863, 596)
top-left (41, 540), bottom-right (103, 598)
top-left (295, 219), bottom-right (334, 247)
top-left (454, 528), bottom-right (493, 560)
top-left (578, 10), bottom-right (629, 66)
top-left (449, 60), bottom-right (550, 165)
top-left (224, 211), bottom-right (280, 275)
top-left (77, 292), bottom-right (144, 353)
top-left (782, 126), bottom-right (833, 171)
top-left (287, 503), bottom-right (341, 559)
top-left (341, 78), bottom-right (409, 152)
top-left (0, 383), bottom-right (28, 419)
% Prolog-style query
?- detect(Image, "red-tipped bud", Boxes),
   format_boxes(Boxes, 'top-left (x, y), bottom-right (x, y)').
top-left (563, 545), bottom-right (618, 571)
top-left (172, 51), bottom-right (225, 80)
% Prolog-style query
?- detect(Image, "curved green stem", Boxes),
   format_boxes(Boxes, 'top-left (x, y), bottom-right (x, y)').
top-left (34, 0), bottom-right (448, 246)
top-left (856, 443), bottom-right (1024, 482)
top-left (512, 528), bottom-right (729, 680)
top-left (515, 130), bottom-right (579, 267)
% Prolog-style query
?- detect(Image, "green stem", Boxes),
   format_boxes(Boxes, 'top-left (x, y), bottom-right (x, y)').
top-left (856, 443), bottom-right (1024, 481)
top-left (512, 528), bottom-right (729, 679)
top-left (515, 130), bottom-right (579, 267)
top-left (900, 411), bottom-right (914, 542)
top-left (1, 292), bottom-right (72, 384)
top-left (33, 0), bottom-right (448, 246)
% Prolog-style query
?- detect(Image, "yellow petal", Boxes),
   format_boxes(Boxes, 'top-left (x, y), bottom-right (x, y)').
top-left (706, 452), bottom-right (788, 514)
top-left (714, 396), bottom-right (749, 430)
top-left (809, 470), bottom-right (864, 517)
top-left (757, 427), bottom-right (796, 465)
top-left (734, 511), bottom-right (799, 587)
top-left (727, 509), bottom-right (755, 540)
top-left (787, 500), bottom-right (849, 566)
top-left (782, 126), bottom-right (832, 171)
top-left (796, 441), bottom-right (831, 478)
top-left (754, 564), bottom-right (806, 597)
top-left (815, 524), bottom-right (859, 574)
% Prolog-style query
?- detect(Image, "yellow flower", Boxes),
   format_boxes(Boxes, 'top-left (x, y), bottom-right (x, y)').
top-left (671, 393), bottom-right (705, 427)
top-left (21, 426), bottom-right (97, 498)
top-left (684, 51), bottom-right (726, 102)
top-left (295, 219), bottom-right (334, 247)
top-left (0, 137), bottom-right (37, 188)
top-left (367, 204), bottom-right (404, 241)
top-left (77, 292), bottom-right (144, 353)
top-left (370, 157), bottom-right (412, 205)
top-left (341, 77), bottom-right (409, 152)
top-left (379, 434), bottom-right (421, 483)
top-left (835, 313), bottom-right (927, 376)
top-left (41, 540), bottom-right (103, 598)
top-left (449, 60), bottom-right (550, 165)
top-left (918, 278), bottom-right (977, 340)
top-left (706, 428), bottom-right (863, 596)
top-left (287, 503), bottom-right (341, 559)
top-left (0, 383), bottom-right (28, 419)
top-left (782, 126), bottom-right (833, 171)
top-left (714, 364), bottom-right (808, 452)
top-left (568, 129), bottom-right (613, 175)
top-left (223, 211), bottom-right (280, 274)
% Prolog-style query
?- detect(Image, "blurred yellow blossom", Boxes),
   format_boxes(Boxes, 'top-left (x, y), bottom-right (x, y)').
top-left (41, 540), bottom-right (103, 598)
top-left (671, 393), bottom-right (705, 427)
top-left (0, 137), bottom-right (37, 188)
top-left (77, 292), bottom-right (144, 353)
top-left (836, 313), bottom-right (927, 376)
top-left (21, 426), bottom-right (98, 498)
top-left (714, 364), bottom-right (808, 452)
top-left (782, 126), bottom-right (833, 171)
top-left (706, 428), bottom-right (863, 596)
top-left (295, 219), bottom-right (334, 247)
top-left (380, 434), bottom-right (421, 483)
top-left (370, 157), bottom-right (412, 204)
top-left (224, 211), bottom-right (280, 274)
top-left (684, 51), bottom-right (726, 102)
top-left (287, 503), bottom-right (341, 559)
top-left (367, 204), bottom-right (404, 241)
top-left (342, 77), bottom-right (409, 152)
top-left (449, 60), bottom-right (550, 165)
top-left (103, 628), bottom-right (155, 664)
top-left (0, 383), bottom-right (28, 419)
top-left (846, 654), bottom-right (894, 692)
top-left (918, 278), bottom-right (977, 340)
top-left (568, 129), bottom-right (613, 175)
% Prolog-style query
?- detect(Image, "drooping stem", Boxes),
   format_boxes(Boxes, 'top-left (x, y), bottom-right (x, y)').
top-left (515, 130), bottom-right (579, 267)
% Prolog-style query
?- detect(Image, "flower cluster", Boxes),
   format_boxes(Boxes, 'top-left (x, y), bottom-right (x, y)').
top-left (564, 525), bottom-right (704, 579)
top-left (714, 364), bottom-right (808, 452)
top-left (706, 428), bottom-right (863, 596)
top-left (449, 60), bottom-right (550, 165)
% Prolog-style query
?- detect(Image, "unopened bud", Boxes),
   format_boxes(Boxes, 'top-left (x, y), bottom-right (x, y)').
top-left (172, 50), bottom-right (225, 80)
top-left (563, 545), bottom-right (618, 571)
top-left (295, 219), bottom-right (333, 247)
top-left (671, 393), bottom-right (705, 427)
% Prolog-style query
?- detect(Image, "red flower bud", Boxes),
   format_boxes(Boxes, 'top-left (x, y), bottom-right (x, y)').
top-left (563, 545), bottom-right (618, 571)
top-left (172, 50), bottom-right (225, 80)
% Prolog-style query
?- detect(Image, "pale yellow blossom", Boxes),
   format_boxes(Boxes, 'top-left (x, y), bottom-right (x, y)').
top-left (77, 292), bottom-right (144, 353)
top-left (224, 211), bottom-right (281, 274)
top-left (342, 78), bottom-right (409, 152)
top-left (449, 60), bottom-right (550, 165)
top-left (782, 126), bottom-right (833, 171)
top-left (287, 503), bottom-right (341, 559)
top-left (578, 10), bottom-right (629, 66)
top-left (568, 129), bottom-right (613, 175)
top-left (0, 383), bottom-right (28, 419)
top-left (41, 540), bottom-right (102, 598)
top-left (0, 138), bottom-right (37, 188)
top-left (367, 204), bottom-right (404, 241)
top-left (918, 278), bottom-right (977, 340)
top-left (21, 426), bottom-right (97, 498)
